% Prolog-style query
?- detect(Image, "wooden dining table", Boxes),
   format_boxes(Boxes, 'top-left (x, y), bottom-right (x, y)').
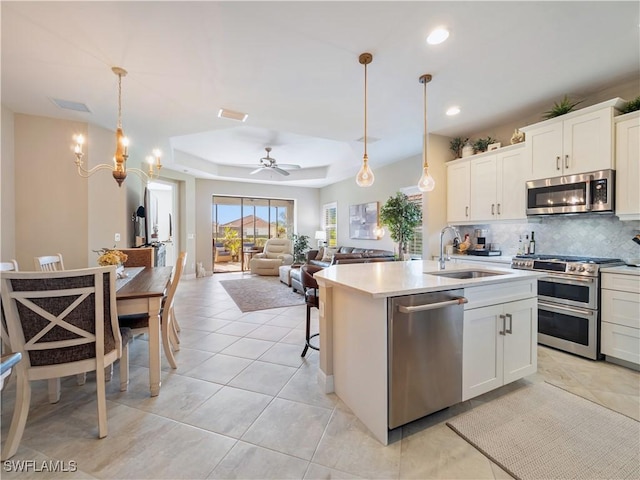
top-left (116, 266), bottom-right (173, 397)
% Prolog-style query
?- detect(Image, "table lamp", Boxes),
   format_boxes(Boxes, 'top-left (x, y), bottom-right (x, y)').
top-left (315, 230), bottom-right (327, 248)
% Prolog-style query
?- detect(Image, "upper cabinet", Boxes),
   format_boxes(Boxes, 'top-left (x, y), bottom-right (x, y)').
top-left (447, 160), bottom-right (471, 223)
top-left (469, 145), bottom-right (527, 222)
top-left (521, 98), bottom-right (626, 180)
top-left (615, 111), bottom-right (640, 221)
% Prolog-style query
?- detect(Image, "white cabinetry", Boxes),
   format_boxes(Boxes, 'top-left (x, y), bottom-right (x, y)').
top-left (521, 98), bottom-right (625, 180)
top-left (463, 281), bottom-right (537, 401)
top-left (469, 145), bottom-right (527, 222)
top-left (447, 160), bottom-right (470, 223)
top-left (601, 270), bottom-right (640, 366)
top-left (614, 111), bottom-right (640, 221)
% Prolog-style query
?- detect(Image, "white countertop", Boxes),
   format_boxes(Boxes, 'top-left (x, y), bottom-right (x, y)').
top-left (601, 265), bottom-right (640, 276)
top-left (314, 260), bottom-right (544, 298)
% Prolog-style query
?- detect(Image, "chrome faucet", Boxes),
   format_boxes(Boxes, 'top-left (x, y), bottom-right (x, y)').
top-left (439, 226), bottom-right (461, 269)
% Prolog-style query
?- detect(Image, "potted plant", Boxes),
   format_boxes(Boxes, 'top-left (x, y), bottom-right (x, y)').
top-left (542, 95), bottom-right (582, 119)
top-left (449, 137), bottom-right (468, 159)
top-left (379, 192), bottom-right (422, 258)
top-left (620, 95), bottom-right (640, 114)
top-left (472, 136), bottom-right (498, 154)
top-left (222, 227), bottom-right (241, 261)
top-left (291, 233), bottom-right (310, 264)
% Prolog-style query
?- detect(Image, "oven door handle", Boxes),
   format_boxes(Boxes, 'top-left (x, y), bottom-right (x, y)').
top-left (538, 301), bottom-right (595, 317)
top-left (543, 275), bottom-right (594, 284)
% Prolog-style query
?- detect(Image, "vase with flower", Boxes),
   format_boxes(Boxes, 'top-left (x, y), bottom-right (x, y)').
top-left (95, 248), bottom-right (128, 277)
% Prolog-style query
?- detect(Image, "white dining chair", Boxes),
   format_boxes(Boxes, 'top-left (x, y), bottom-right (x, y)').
top-left (0, 266), bottom-right (129, 460)
top-left (118, 252), bottom-right (187, 370)
top-left (33, 254), bottom-right (65, 272)
top-left (32, 253), bottom-right (87, 399)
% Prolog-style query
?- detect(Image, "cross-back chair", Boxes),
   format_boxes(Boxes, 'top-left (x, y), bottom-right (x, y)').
top-left (0, 266), bottom-right (129, 460)
top-left (33, 253), bottom-right (65, 272)
top-left (119, 252), bottom-right (187, 369)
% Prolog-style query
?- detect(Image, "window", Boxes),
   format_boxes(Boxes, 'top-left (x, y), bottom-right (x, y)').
top-left (405, 192), bottom-right (423, 258)
top-left (322, 202), bottom-right (338, 247)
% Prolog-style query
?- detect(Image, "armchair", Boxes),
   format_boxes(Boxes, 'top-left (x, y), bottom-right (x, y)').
top-left (249, 238), bottom-right (293, 276)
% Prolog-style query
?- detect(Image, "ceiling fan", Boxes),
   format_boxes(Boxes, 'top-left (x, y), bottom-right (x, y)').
top-left (249, 147), bottom-right (301, 176)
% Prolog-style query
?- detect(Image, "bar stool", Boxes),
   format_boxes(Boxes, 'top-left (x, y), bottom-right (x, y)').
top-left (301, 265), bottom-right (321, 357)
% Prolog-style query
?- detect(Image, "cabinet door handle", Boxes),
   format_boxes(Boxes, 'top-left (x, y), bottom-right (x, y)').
top-left (556, 156), bottom-right (561, 170)
top-left (505, 313), bottom-right (513, 334)
top-left (465, 206), bottom-right (469, 217)
top-left (497, 203), bottom-right (501, 215)
top-left (491, 204), bottom-right (495, 215)
top-left (499, 314), bottom-right (506, 335)
top-left (565, 154), bottom-right (569, 169)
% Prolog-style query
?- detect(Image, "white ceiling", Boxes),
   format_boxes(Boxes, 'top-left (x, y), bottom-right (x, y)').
top-left (2, 2), bottom-right (638, 187)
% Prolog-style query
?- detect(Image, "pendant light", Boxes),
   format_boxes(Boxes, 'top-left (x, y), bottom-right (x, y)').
top-left (356, 52), bottom-right (374, 187)
top-left (417, 74), bottom-right (435, 192)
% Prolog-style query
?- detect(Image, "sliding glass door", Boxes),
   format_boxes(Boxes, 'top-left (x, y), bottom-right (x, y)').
top-left (212, 195), bottom-right (294, 273)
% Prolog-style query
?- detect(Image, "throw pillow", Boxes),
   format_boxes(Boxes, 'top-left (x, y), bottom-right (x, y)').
top-left (315, 247), bottom-right (325, 260)
top-left (321, 247), bottom-right (338, 263)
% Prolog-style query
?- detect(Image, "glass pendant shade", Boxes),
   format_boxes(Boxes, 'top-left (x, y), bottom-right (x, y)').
top-left (356, 155), bottom-right (374, 187)
top-left (418, 167), bottom-right (435, 192)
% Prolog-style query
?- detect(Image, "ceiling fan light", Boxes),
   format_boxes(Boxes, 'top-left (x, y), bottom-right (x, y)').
top-left (446, 106), bottom-right (461, 116)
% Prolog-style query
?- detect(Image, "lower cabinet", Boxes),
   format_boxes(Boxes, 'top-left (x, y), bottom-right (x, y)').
top-left (462, 297), bottom-right (537, 401)
top-left (601, 272), bottom-right (640, 365)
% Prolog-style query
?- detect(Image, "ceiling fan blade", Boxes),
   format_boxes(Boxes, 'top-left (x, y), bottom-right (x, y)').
top-left (272, 167), bottom-right (290, 176)
top-left (276, 163), bottom-right (301, 170)
top-left (250, 167), bottom-right (266, 175)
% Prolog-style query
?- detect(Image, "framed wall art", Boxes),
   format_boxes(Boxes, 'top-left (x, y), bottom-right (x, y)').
top-left (349, 202), bottom-right (379, 240)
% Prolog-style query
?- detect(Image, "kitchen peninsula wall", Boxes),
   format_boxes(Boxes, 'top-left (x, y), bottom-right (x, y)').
top-left (456, 216), bottom-right (640, 262)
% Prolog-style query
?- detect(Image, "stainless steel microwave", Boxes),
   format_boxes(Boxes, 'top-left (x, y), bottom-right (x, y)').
top-left (526, 169), bottom-right (615, 216)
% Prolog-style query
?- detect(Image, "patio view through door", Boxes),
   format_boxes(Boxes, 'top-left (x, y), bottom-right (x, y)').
top-left (212, 196), bottom-right (294, 273)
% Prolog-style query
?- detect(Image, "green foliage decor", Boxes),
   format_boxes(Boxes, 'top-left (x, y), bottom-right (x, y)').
top-left (542, 95), bottom-right (583, 120)
top-left (449, 137), bottom-right (468, 159)
top-left (222, 227), bottom-right (241, 259)
top-left (291, 233), bottom-right (310, 264)
top-left (472, 136), bottom-right (497, 154)
top-left (379, 192), bottom-right (422, 256)
top-left (620, 95), bottom-right (640, 114)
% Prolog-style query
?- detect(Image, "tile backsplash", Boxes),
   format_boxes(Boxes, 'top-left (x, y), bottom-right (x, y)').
top-left (456, 215), bottom-right (640, 262)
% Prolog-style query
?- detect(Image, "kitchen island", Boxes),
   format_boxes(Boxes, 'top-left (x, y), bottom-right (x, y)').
top-left (313, 260), bottom-right (545, 444)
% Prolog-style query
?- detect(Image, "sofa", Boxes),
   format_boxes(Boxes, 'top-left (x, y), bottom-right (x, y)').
top-left (306, 246), bottom-right (395, 267)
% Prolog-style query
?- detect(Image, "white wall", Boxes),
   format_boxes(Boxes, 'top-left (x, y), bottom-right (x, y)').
top-left (1, 105), bottom-right (16, 261)
top-left (195, 179), bottom-right (320, 273)
top-left (8, 113), bottom-right (143, 269)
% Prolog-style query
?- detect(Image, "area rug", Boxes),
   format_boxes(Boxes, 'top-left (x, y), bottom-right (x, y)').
top-left (220, 276), bottom-right (305, 312)
top-left (446, 382), bottom-right (640, 480)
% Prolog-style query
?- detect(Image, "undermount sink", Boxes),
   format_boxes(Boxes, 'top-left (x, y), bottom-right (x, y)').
top-left (429, 269), bottom-right (508, 279)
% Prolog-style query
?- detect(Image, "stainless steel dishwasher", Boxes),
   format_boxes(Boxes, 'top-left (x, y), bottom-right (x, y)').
top-left (388, 289), bottom-right (467, 429)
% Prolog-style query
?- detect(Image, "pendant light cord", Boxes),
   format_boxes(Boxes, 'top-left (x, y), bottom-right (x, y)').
top-left (363, 61), bottom-right (368, 158)
top-left (423, 77), bottom-right (428, 168)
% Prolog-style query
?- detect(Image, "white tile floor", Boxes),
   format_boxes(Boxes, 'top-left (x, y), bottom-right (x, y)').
top-left (2, 272), bottom-right (639, 479)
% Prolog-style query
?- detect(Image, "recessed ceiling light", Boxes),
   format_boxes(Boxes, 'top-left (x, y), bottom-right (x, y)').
top-left (218, 108), bottom-right (248, 122)
top-left (446, 106), bottom-right (461, 116)
top-left (427, 28), bottom-right (449, 45)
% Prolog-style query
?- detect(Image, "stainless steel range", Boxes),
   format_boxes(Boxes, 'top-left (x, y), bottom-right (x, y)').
top-left (511, 254), bottom-right (624, 359)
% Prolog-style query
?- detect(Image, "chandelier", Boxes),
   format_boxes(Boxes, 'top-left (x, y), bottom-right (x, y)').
top-left (417, 73), bottom-right (435, 192)
top-left (355, 52), bottom-right (374, 187)
top-left (73, 67), bottom-right (162, 187)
